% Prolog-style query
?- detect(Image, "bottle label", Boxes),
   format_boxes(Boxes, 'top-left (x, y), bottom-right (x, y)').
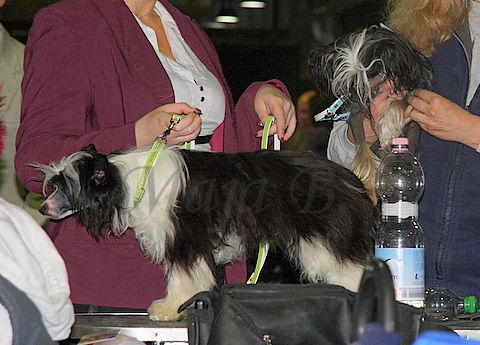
top-left (382, 202), bottom-right (418, 218)
top-left (375, 248), bottom-right (425, 306)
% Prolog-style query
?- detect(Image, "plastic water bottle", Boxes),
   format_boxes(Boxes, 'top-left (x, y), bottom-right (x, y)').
top-left (375, 137), bottom-right (425, 308)
top-left (424, 287), bottom-right (478, 322)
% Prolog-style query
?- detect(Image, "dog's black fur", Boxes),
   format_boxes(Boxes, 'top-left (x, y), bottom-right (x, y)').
top-left (36, 145), bottom-right (378, 320)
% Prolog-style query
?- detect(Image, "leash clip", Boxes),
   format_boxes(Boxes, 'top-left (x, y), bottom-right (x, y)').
top-left (314, 94), bottom-right (351, 122)
top-left (158, 114), bottom-right (186, 143)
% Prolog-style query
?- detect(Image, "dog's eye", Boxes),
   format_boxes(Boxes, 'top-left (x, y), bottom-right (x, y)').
top-left (48, 184), bottom-right (59, 195)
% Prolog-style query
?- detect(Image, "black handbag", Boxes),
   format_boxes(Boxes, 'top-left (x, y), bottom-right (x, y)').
top-left (181, 259), bottom-right (423, 345)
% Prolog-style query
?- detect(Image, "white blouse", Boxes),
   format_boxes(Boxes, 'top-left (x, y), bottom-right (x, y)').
top-left (134, 2), bottom-right (226, 150)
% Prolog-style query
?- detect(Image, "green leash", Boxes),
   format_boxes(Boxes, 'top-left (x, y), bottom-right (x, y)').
top-left (247, 115), bottom-right (280, 284)
top-left (133, 114), bottom-right (185, 207)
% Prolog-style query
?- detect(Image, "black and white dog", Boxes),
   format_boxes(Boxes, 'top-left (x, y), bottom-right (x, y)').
top-left (34, 144), bottom-right (378, 320)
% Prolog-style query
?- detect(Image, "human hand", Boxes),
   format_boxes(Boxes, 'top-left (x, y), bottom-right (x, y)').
top-left (347, 80), bottom-right (411, 146)
top-left (254, 84), bottom-right (296, 141)
top-left (407, 89), bottom-right (480, 149)
top-left (135, 103), bottom-right (202, 147)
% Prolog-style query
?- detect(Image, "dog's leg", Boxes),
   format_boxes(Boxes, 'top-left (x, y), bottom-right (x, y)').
top-left (296, 238), bottom-right (365, 292)
top-left (148, 257), bottom-right (216, 321)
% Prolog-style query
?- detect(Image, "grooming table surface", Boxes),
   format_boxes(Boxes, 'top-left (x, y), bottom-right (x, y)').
top-left (70, 313), bottom-right (480, 343)
top-left (70, 313), bottom-right (188, 342)
top-left (446, 319), bottom-right (480, 340)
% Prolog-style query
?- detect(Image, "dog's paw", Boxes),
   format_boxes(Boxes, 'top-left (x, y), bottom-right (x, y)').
top-left (148, 298), bottom-right (187, 321)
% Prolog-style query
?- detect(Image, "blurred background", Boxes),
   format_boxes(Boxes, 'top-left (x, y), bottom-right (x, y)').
top-left (1, 0), bottom-right (384, 101)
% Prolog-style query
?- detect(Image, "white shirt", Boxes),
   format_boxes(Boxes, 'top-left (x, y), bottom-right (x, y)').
top-left (0, 198), bottom-right (74, 342)
top-left (134, 2), bottom-right (226, 151)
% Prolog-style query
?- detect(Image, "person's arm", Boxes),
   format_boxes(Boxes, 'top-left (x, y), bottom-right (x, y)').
top-left (185, 17), bottom-right (295, 153)
top-left (231, 80), bottom-right (295, 152)
top-left (407, 89), bottom-right (480, 150)
top-left (15, 9), bottom-right (133, 194)
top-left (15, 8), bottom-right (199, 194)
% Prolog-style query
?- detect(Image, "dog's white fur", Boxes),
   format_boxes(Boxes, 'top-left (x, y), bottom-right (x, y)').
top-left (109, 148), bottom-right (187, 264)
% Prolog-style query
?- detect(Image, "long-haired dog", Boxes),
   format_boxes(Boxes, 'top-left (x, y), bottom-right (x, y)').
top-left (34, 144), bottom-right (378, 321)
top-left (308, 26), bottom-right (432, 201)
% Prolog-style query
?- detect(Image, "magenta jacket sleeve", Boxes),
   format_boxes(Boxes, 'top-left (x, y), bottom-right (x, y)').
top-left (223, 79), bottom-right (292, 153)
top-left (16, 8), bottom-right (145, 194)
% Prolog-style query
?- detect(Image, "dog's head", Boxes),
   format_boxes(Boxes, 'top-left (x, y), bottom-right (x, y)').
top-left (308, 25), bottom-right (432, 151)
top-left (308, 26), bottom-right (432, 202)
top-left (308, 25), bottom-right (432, 115)
top-left (32, 144), bottom-right (125, 239)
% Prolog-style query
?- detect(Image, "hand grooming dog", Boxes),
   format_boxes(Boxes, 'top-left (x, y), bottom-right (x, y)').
top-left (34, 144), bottom-right (378, 321)
top-left (308, 26), bottom-right (432, 201)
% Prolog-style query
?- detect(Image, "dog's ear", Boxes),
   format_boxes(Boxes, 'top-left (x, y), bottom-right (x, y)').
top-left (91, 156), bottom-right (110, 186)
top-left (82, 144), bottom-right (97, 156)
top-left (92, 168), bottom-right (106, 186)
top-left (308, 46), bottom-right (337, 101)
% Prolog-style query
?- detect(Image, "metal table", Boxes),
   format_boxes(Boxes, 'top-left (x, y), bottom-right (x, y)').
top-left (70, 313), bottom-right (188, 344)
top-left (446, 319), bottom-right (480, 340)
top-left (70, 313), bottom-right (480, 344)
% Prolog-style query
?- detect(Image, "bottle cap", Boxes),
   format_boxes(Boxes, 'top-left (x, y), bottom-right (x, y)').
top-left (464, 296), bottom-right (478, 314)
top-left (391, 137), bottom-right (409, 153)
top-left (392, 137), bottom-right (408, 145)
top-left (392, 137), bottom-right (409, 146)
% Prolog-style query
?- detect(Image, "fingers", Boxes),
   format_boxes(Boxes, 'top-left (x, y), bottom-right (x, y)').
top-left (135, 103), bottom-right (202, 147)
top-left (168, 111), bottom-right (202, 144)
top-left (407, 95), bottom-right (430, 125)
top-left (160, 102), bottom-right (198, 116)
top-left (283, 114), bottom-right (297, 141)
top-left (269, 103), bottom-right (288, 139)
top-left (169, 125), bottom-right (202, 145)
top-left (255, 111), bottom-right (297, 142)
top-left (254, 84), bottom-right (296, 141)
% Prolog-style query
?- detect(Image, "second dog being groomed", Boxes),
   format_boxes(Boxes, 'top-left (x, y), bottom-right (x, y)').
top-left (34, 143), bottom-right (378, 321)
top-left (309, 25), bottom-right (432, 201)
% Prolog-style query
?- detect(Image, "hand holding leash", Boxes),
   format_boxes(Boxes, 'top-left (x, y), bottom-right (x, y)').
top-left (134, 103), bottom-right (201, 147)
top-left (134, 113), bottom-right (191, 207)
top-left (254, 84), bottom-right (296, 141)
top-left (158, 114), bottom-right (186, 143)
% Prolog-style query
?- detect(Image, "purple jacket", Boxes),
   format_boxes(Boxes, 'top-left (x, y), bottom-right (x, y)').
top-left (15, 0), bottom-right (291, 308)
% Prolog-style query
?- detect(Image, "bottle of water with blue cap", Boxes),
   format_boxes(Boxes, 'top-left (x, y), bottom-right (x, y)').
top-left (375, 137), bottom-right (425, 308)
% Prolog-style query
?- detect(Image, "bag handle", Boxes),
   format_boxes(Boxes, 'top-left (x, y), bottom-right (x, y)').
top-left (350, 258), bottom-right (397, 342)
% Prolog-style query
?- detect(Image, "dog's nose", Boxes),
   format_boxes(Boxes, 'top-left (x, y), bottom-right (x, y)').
top-left (39, 204), bottom-right (48, 216)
